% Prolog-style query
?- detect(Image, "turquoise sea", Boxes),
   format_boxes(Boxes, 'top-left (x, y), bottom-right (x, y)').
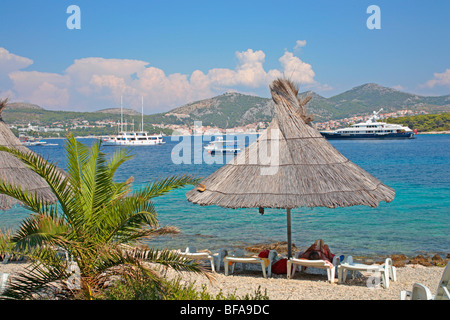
top-left (1, 134), bottom-right (449, 258)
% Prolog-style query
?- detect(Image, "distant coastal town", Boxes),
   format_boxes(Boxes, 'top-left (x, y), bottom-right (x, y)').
top-left (7, 108), bottom-right (431, 137)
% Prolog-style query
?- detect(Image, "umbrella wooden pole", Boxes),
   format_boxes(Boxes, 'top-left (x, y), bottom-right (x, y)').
top-left (287, 208), bottom-right (292, 259)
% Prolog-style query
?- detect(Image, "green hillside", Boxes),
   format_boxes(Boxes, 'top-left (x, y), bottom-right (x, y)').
top-left (164, 92), bottom-right (273, 128)
top-left (3, 83), bottom-right (450, 131)
top-left (325, 83), bottom-right (450, 119)
top-left (385, 113), bottom-right (450, 132)
top-left (3, 107), bottom-right (173, 136)
top-left (164, 84), bottom-right (450, 127)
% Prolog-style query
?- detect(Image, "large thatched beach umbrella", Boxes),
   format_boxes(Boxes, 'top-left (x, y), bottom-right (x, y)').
top-left (186, 79), bottom-right (395, 258)
top-left (0, 99), bottom-right (58, 210)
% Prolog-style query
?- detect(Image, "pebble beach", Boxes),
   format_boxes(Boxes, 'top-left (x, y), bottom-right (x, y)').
top-left (157, 263), bottom-right (444, 300)
top-left (1, 260), bottom-right (445, 300)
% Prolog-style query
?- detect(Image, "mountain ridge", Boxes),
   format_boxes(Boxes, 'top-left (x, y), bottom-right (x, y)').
top-left (3, 83), bottom-right (449, 129)
top-left (96, 108), bottom-right (142, 116)
top-left (165, 83), bottom-right (450, 127)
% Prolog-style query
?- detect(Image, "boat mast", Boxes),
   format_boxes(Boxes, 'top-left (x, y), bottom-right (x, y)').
top-left (120, 96), bottom-right (124, 132)
top-left (141, 96), bottom-right (144, 132)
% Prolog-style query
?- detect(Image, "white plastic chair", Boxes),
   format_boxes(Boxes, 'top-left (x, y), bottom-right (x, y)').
top-left (210, 248), bottom-right (228, 272)
top-left (177, 246), bottom-right (216, 272)
top-left (400, 260), bottom-right (450, 300)
top-left (0, 273), bottom-right (9, 295)
top-left (287, 252), bottom-right (340, 283)
top-left (338, 256), bottom-right (397, 289)
top-left (224, 249), bottom-right (277, 278)
top-left (1, 254), bottom-right (10, 264)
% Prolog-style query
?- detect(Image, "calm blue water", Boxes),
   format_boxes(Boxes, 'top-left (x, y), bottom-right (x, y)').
top-left (1, 134), bottom-right (449, 258)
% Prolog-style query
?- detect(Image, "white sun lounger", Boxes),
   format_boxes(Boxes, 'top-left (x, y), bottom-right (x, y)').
top-left (224, 249), bottom-right (277, 278)
top-left (177, 247), bottom-right (217, 272)
top-left (400, 260), bottom-right (450, 300)
top-left (337, 256), bottom-right (397, 289)
top-left (0, 273), bottom-right (9, 295)
top-left (287, 252), bottom-right (340, 283)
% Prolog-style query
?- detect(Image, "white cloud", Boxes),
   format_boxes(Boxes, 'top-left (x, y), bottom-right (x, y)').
top-left (294, 40), bottom-right (307, 50)
top-left (203, 49), bottom-right (269, 88)
top-left (392, 85), bottom-right (405, 91)
top-left (0, 48), bottom-right (34, 94)
top-left (2, 47), bottom-right (324, 112)
top-left (314, 83), bottom-right (334, 92)
top-left (203, 49), bottom-right (316, 90)
top-left (277, 51), bottom-right (315, 84)
top-left (66, 57), bottom-right (148, 83)
top-left (0, 48), bottom-right (33, 74)
top-left (9, 71), bottom-right (70, 107)
top-left (423, 69), bottom-right (450, 88)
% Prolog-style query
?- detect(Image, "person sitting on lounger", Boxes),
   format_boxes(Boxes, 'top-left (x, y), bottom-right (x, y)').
top-left (299, 239), bottom-right (335, 263)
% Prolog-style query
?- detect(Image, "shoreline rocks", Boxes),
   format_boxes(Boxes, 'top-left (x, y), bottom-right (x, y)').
top-left (242, 242), bottom-right (449, 268)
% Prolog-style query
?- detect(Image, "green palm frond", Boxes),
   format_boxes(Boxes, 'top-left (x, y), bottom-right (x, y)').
top-left (0, 179), bottom-right (47, 214)
top-left (0, 145), bottom-right (74, 222)
top-left (2, 261), bottom-right (70, 300)
top-left (11, 212), bottom-right (69, 251)
top-left (0, 228), bottom-right (15, 254)
top-left (64, 134), bottom-right (90, 190)
top-left (138, 174), bottom-right (201, 200)
top-left (0, 135), bottom-right (212, 300)
top-left (106, 146), bottom-right (134, 178)
top-left (83, 192), bottom-right (158, 245)
top-left (94, 247), bottom-right (167, 295)
top-left (131, 248), bottom-right (209, 275)
top-left (80, 139), bottom-right (110, 215)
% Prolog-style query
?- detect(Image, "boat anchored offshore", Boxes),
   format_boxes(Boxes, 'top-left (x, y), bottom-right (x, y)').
top-left (102, 97), bottom-right (165, 146)
top-left (320, 109), bottom-right (415, 140)
top-left (204, 137), bottom-right (241, 154)
top-left (102, 131), bottom-right (164, 146)
top-left (19, 133), bottom-right (47, 146)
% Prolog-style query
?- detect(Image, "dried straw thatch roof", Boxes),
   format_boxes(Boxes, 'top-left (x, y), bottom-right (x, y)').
top-left (0, 98), bottom-right (58, 210)
top-left (186, 78), bottom-right (395, 209)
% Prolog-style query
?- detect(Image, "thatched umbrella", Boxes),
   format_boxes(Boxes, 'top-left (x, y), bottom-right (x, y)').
top-left (0, 98), bottom-right (58, 210)
top-left (186, 79), bottom-right (395, 258)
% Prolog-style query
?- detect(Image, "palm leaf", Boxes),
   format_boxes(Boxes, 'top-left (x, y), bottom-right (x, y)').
top-left (11, 212), bottom-right (69, 251)
top-left (0, 137), bottom-right (213, 300)
top-left (2, 261), bottom-right (70, 300)
top-left (106, 146), bottom-right (134, 178)
top-left (97, 194), bottom-right (159, 244)
top-left (132, 248), bottom-right (211, 278)
top-left (137, 174), bottom-right (201, 200)
top-left (0, 146), bottom-right (75, 224)
top-left (0, 179), bottom-right (48, 214)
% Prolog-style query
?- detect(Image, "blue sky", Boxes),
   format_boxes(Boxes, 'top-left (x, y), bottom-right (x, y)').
top-left (0, 0), bottom-right (449, 113)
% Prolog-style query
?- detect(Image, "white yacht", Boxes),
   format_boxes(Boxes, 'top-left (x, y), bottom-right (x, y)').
top-left (204, 137), bottom-right (241, 154)
top-left (102, 97), bottom-right (165, 146)
top-left (320, 109), bottom-right (415, 139)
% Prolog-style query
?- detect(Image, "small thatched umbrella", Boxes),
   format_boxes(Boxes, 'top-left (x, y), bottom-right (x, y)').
top-left (186, 78), bottom-right (395, 258)
top-left (0, 98), bottom-right (58, 210)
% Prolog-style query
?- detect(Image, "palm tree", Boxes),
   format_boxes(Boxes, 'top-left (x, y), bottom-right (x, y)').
top-left (0, 97), bottom-right (8, 116)
top-left (0, 134), bottom-right (205, 300)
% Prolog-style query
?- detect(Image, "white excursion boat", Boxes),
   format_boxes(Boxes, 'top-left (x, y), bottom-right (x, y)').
top-left (102, 97), bottom-right (165, 146)
top-left (204, 137), bottom-right (241, 154)
top-left (320, 109), bottom-right (415, 140)
top-left (102, 131), bottom-right (164, 146)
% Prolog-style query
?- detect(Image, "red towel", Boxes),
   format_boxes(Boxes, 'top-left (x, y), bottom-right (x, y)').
top-left (272, 258), bottom-right (288, 274)
top-left (258, 250), bottom-right (270, 258)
